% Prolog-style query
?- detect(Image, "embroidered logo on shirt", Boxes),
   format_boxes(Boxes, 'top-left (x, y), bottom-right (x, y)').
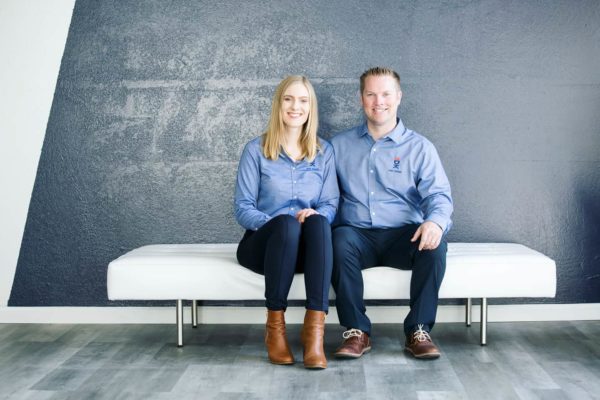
top-left (389, 157), bottom-right (402, 173)
top-left (305, 160), bottom-right (318, 171)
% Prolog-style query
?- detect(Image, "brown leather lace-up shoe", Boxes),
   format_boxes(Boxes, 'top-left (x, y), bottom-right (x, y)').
top-left (334, 328), bottom-right (371, 359)
top-left (405, 324), bottom-right (441, 359)
top-left (265, 310), bottom-right (294, 365)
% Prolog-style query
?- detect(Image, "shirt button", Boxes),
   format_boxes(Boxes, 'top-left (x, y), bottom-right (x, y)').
top-left (291, 207), bottom-right (295, 210)
top-left (370, 192), bottom-right (374, 195)
top-left (370, 170), bottom-right (374, 174)
top-left (293, 180), bottom-right (297, 183)
top-left (294, 196), bottom-right (298, 199)
top-left (292, 167), bottom-right (295, 170)
top-left (372, 212), bottom-right (376, 216)
top-left (372, 148), bottom-right (377, 152)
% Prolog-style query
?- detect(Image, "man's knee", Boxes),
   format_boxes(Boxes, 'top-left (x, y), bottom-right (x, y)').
top-left (415, 241), bottom-right (447, 273)
top-left (333, 226), bottom-right (358, 251)
top-left (333, 226), bottom-right (366, 266)
top-left (426, 240), bottom-right (447, 260)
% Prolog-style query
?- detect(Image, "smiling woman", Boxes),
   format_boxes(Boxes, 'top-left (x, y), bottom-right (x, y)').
top-left (281, 83), bottom-right (310, 134)
top-left (261, 76), bottom-right (320, 162)
top-left (233, 75), bottom-right (339, 369)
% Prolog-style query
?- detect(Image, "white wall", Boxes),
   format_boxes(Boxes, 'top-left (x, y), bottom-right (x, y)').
top-left (0, 0), bottom-right (75, 305)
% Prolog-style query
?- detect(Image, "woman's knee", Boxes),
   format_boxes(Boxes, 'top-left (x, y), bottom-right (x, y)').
top-left (269, 214), bottom-right (301, 236)
top-left (302, 214), bottom-right (331, 238)
top-left (303, 213), bottom-right (328, 226)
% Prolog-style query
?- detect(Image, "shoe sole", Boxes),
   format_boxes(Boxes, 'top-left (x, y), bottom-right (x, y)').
top-left (404, 347), bottom-right (440, 359)
top-left (269, 360), bottom-right (295, 365)
top-left (304, 364), bottom-right (327, 369)
top-left (334, 346), bottom-right (372, 359)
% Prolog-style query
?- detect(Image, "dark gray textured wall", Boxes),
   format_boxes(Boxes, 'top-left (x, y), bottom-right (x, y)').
top-left (9, 0), bottom-right (600, 306)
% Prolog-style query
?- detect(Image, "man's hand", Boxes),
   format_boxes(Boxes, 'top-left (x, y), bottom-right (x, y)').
top-left (411, 221), bottom-right (443, 251)
top-left (296, 208), bottom-right (319, 223)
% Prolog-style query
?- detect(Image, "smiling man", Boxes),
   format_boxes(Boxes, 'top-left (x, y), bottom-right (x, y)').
top-left (330, 67), bottom-right (453, 359)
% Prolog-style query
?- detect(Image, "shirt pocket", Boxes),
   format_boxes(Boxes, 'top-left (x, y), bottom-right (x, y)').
top-left (379, 160), bottom-right (418, 200)
top-left (296, 168), bottom-right (323, 206)
top-left (260, 161), bottom-right (290, 199)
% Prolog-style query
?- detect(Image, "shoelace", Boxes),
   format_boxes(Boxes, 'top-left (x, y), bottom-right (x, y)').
top-left (412, 324), bottom-right (432, 342)
top-left (342, 328), bottom-right (363, 339)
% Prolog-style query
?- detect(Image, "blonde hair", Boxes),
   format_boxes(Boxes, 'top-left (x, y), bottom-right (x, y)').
top-left (262, 75), bottom-right (320, 161)
top-left (360, 66), bottom-right (401, 93)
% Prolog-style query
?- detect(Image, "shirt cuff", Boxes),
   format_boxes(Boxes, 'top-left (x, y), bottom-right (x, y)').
top-left (425, 216), bottom-right (448, 233)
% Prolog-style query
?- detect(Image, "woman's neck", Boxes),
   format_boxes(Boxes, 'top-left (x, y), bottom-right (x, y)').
top-left (283, 127), bottom-right (302, 148)
top-left (283, 127), bottom-right (303, 160)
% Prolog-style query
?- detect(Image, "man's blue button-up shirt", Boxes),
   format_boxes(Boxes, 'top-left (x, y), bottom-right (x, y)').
top-left (234, 136), bottom-right (339, 231)
top-left (330, 119), bottom-right (453, 232)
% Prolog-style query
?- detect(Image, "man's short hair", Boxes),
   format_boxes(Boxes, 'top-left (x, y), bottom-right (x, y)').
top-left (360, 67), bottom-right (401, 93)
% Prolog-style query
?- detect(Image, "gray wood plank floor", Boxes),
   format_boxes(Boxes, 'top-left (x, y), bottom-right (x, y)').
top-left (0, 321), bottom-right (598, 399)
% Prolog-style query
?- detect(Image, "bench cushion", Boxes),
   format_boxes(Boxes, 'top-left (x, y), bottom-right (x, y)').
top-left (107, 243), bottom-right (556, 301)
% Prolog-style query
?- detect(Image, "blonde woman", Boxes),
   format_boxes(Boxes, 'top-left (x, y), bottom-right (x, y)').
top-left (234, 76), bottom-right (338, 369)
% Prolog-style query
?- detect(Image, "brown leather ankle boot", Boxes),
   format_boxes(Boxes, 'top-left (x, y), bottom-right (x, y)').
top-left (265, 310), bottom-right (294, 365)
top-left (300, 310), bottom-right (327, 369)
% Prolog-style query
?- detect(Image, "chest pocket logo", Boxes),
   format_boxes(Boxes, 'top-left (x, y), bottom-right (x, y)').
top-left (388, 157), bottom-right (402, 173)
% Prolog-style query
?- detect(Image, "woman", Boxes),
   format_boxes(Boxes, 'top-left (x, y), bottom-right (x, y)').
top-left (234, 76), bottom-right (338, 369)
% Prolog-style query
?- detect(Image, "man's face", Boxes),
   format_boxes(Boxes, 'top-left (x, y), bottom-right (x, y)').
top-left (361, 75), bottom-right (402, 130)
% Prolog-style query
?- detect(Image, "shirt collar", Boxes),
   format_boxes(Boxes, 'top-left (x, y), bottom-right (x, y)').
top-left (358, 122), bottom-right (369, 137)
top-left (358, 118), bottom-right (407, 144)
top-left (387, 118), bottom-right (407, 143)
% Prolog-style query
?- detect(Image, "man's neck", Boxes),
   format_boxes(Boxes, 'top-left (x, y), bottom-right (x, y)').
top-left (367, 120), bottom-right (397, 141)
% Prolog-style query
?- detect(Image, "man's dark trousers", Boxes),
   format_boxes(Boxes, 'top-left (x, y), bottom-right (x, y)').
top-left (332, 224), bottom-right (446, 337)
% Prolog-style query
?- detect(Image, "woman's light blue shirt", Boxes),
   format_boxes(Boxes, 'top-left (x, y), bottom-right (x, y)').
top-left (234, 136), bottom-right (339, 231)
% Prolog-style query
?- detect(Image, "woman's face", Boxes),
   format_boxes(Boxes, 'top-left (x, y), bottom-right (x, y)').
top-left (280, 82), bottom-right (310, 129)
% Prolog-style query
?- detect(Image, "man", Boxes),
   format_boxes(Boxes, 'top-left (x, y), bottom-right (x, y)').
top-left (330, 67), bottom-right (453, 359)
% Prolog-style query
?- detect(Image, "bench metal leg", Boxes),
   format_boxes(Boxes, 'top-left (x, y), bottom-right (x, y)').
top-left (192, 300), bottom-right (198, 328)
top-left (176, 299), bottom-right (184, 347)
top-left (465, 298), bottom-right (472, 327)
top-left (480, 297), bottom-right (487, 346)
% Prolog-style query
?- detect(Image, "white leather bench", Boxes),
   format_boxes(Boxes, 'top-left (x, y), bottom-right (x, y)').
top-left (107, 243), bottom-right (556, 346)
